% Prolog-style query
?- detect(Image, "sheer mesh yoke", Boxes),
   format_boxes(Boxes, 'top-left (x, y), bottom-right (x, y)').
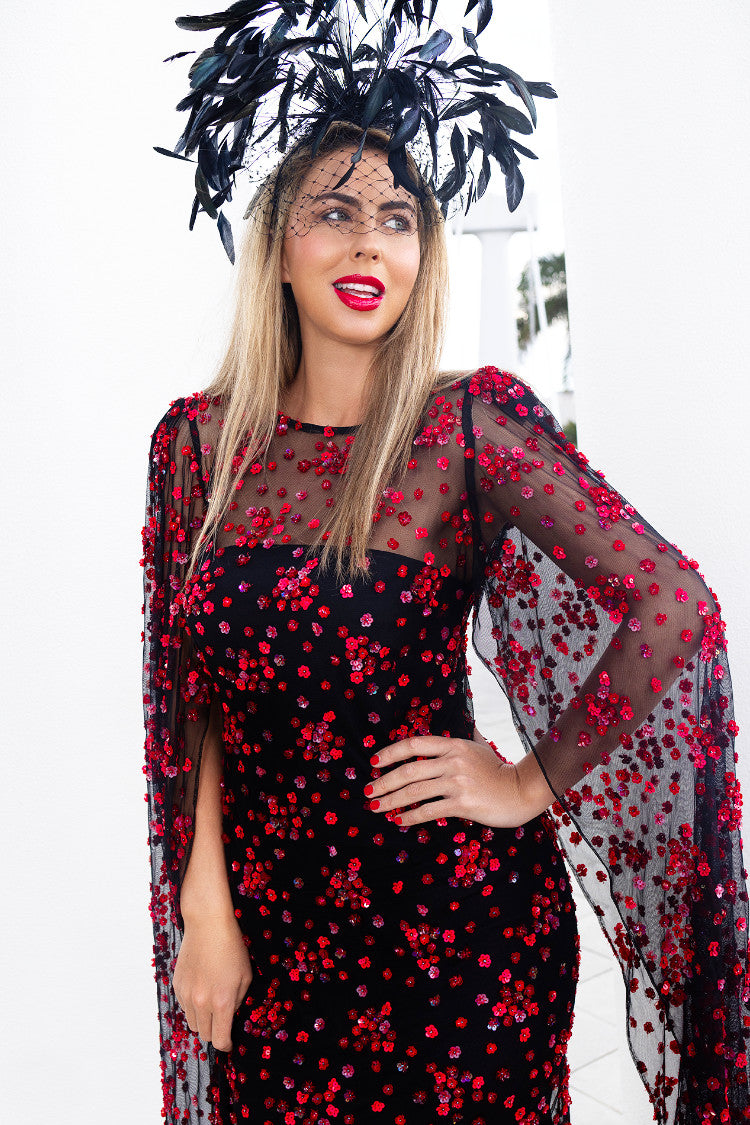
top-left (143, 369), bottom-right (749, 1124)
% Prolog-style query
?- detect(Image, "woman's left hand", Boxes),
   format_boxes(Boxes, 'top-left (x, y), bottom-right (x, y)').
top-left (364, 732), bottom-right (554, 829)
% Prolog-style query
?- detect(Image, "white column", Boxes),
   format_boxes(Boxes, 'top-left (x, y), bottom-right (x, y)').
top-left (454, 192), bottom-right (532, 370)
top-left (476, 229), bottom-right (517, 368)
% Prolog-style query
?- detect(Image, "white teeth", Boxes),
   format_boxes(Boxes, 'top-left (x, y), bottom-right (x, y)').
top-left (334, 282), bottom-right (381, 296)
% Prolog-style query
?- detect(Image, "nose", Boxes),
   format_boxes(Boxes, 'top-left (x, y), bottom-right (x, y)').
top-left (349, 227), bottom-right (382, 262)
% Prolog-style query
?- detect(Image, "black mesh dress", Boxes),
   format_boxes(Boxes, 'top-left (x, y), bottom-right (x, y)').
top-left (143, 369), bottom-right (749, 1124)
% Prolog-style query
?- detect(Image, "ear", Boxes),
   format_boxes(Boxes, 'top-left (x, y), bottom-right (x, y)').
top-left (280, 246), bottom-right (291, 284)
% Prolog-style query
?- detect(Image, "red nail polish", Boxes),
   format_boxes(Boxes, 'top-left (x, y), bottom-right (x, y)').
top-left (370, 755), bottom-right (380, 765)
top-left (370, 799), bottom-right (380, 810)
top-left (364, 784), bottom-right (374, 796)
top-left (395, 816), bottom-right (402, 825)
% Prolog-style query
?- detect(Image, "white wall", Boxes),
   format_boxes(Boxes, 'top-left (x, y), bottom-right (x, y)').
top-left (2, 5), bottom-right (230, 1122)
top-left (548, 0), bottom-right (750, 761)
top-left (548, 5), bottom-right (750, 1115)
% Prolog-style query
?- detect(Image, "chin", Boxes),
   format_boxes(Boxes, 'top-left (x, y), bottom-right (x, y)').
top-left (331, 317), bottom-right (394, 345)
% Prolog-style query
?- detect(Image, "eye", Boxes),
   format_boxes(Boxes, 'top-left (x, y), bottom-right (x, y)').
top-left (321, 207), bottom-right (351, 223)
top-left (384, 213), bottom-right (414, 233)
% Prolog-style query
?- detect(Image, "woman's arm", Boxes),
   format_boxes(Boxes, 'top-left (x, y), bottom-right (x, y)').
top-left (172, 702), bottom-right (253, 1052)
top-left (365, 369), bottom-right (718, 825)
top-left (178, 701), bottom-right (235, 921)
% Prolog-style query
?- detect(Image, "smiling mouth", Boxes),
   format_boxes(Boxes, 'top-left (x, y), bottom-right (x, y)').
top-left (333, 281), bottom-right (383, 297)
top-left (332, 276), bottom-right (385, 311)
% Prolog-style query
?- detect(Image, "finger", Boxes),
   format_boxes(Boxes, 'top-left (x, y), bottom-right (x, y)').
top-left (197, 1011), bottom-right (213, 1045)
top-left (369, 756), bottom-right (445, 800)
top-left (371, 735), bottom-right (453, 770)
top-left (371, 778), bottom-right (446, 813)
top-left (182, 1005), bottom-right (198, 1034)
top-left (210, 1007), bottom-right (234, 1053)
top-left (394, 798), bottom-right (454, 827)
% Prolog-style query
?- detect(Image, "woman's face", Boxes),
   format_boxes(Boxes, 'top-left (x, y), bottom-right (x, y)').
top-left (280, 147), bottom-right (421, 351)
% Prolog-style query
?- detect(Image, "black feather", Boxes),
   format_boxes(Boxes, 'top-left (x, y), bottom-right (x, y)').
top-left (177, 2), bottom-right (268, 34)
top-left (159, 0), bottom-right (557, 259)
top-left (362, 73), bottom-right (391, 129)
top-left (384, 19), bottom-right (398, 57)
top-left (226, 30), bottom-right (264, 78)
top-left (476, 151), bottom-right (490, 198)
top-left (277, 64), bottom-right (296, 151)
top-left (509, 137), bottom-right (538, 160)
top-left (199, 133), bottom-right (221, 188)
top-left (422, 98), bottom-right (439, 175)
top-left (218, 211), bottom-right (235, 262)
top-left (195, 165), bottom-right (219, 217)
top-left (260, 13), bottom-right (294, 57)
top-left (505, 161), bottom-right (523, 211)
top-left (216, 141), bottom-right (234, 192)
top-left (305, 0), bottom-right (330, 31)
top-left (352, 42), bottom-right (379, 63)
top-left (416, 27), bottom-right (452, 62)
top-left (388, 104), bottom-right (421, 151)
top-left (390, 0), bottom-right (425, 31)
top-left (154, 145), bottom-right (194, 161)
top-left (526, 80), bottom-right (557, 99)
top-left (189, 49), bottom-right (227, 90)
top-left (464, 0), bottom-right (492, 37)
top-left (475, 0), bottom-right (492, 36)
top-left (387, 143), bottom-right (423, 198)
top-left (462, 27), bottom-right (478, 54)
top-left (441, 95), bottom-right (484, 121)
top-left (488, 101), bottom-right (534, 136)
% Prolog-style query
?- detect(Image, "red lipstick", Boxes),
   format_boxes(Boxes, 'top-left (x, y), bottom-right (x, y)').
top-left (332, 274), bottom-right (385, 311)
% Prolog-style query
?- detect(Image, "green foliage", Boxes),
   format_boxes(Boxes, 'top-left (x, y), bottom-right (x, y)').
top-left (517, 251), bottom-right (568, 351)
top-left (562, 419), bottom-right (577, 445)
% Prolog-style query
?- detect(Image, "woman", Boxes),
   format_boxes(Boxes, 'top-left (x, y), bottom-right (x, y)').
top-left (143, 119), bottom-right (747, 1124)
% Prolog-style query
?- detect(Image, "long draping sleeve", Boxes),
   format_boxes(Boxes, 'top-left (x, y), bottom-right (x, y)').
top-left (142, 396), bottom-right (218, 1123)
top-left (462, 367), bottom-right (749, 1123)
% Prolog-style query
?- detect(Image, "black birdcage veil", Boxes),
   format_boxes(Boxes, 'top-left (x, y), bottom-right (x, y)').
top-left (243, 125), bottom-right (437, 256)
top-left (157, 0), bottom-right (557, 262)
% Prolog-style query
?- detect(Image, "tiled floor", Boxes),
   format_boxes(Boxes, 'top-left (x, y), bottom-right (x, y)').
top-left (568, 883), bottom-right (626, 1124)
top-left (467, 659), bottom-right (654, 1124)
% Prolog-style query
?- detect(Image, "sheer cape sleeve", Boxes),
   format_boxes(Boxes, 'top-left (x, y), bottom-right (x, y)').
top-left (462, 368), bottom-right (749, 1123)
top-left (142, 395), bottom-right (218, 1123)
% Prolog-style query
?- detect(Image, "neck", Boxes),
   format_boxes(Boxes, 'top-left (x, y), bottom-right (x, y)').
top-left (283, 334), bottom-right (376, 427)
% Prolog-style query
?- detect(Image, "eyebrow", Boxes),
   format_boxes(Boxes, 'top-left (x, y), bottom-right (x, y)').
top-left (311, 190), bottom-right (417, 216)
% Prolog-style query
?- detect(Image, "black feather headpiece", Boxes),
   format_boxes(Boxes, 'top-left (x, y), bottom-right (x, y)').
top-left (157, 0), bottom-right (557, 261)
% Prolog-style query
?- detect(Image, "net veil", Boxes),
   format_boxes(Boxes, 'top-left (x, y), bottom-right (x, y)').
top-left (244, 129), bottom-right (432, 248)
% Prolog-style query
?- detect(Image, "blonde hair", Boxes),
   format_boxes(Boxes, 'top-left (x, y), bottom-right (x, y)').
top-left (195, 120), bottom-right (453, 578)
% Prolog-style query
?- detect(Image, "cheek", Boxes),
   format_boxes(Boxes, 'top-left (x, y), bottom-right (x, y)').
top-left (394, 241), bottom-right (421, 300)
top-left (283, 229), bottom-right (335, 284)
